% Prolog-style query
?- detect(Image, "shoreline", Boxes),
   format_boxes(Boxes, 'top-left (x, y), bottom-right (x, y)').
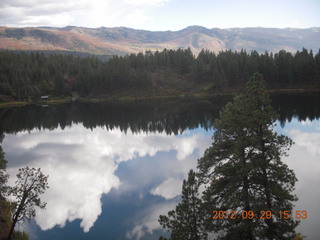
top-left (1, 89), bottom-right (319, 108)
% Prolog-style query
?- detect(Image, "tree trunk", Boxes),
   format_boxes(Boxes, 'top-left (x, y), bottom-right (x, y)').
top-left (259, 124), bottom-right (276, 240)
top-left (7, 192), bottom-right (27, 240)
top-left (242, 149), bottom-right (253, 240)
top-left (7, 214), bottom-right (17, 240)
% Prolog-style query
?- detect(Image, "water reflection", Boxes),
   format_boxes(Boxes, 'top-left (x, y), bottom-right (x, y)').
top-left (1, 93), bottom-right (319, 135)
top-left (0, 98), bottom-right (223, 135)
top-left (279, 120), bottom-right (320, 240)
top-left (1, 94), bottom-right (320, 239)
top-left (3, 125), bottom-right (211, 237)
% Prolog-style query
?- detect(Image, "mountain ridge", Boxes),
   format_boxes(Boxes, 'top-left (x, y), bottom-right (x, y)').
top-left (0, 25), bottom-right (319, 55)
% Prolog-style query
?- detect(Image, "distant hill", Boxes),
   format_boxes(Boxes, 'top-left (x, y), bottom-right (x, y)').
top-left (0, 26), bottom-right (319, 55)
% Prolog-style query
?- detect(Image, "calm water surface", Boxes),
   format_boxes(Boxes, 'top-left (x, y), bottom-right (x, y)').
top-left (1, 94), bottom-right (320, 239)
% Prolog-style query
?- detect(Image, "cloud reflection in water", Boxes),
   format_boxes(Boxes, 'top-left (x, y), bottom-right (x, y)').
top-left (283, 121), bottom-right (320, 240)
top-left (3, 124), bottom-right (210, 234)
top-left (3, 119), bottom-right (320, 240)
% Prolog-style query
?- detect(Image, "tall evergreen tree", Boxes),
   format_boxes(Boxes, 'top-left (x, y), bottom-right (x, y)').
top-left (159, 169), bottom-right (207, 240)
top-left (198, 73), bottom-right (298, 240)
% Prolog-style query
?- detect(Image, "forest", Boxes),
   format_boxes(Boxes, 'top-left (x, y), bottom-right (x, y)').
top-left (0, 48), bottom-right (320, 101)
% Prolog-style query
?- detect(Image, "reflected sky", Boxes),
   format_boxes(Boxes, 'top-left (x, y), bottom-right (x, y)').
top-left (3, 119), bottom-right (320, 239)
top-left (3, 124), bottom-right (211, 239)
top-left (277, 119), bottom-right (320, 240)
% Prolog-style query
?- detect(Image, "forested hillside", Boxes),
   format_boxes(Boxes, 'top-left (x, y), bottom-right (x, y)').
top-left (0, 48), bottom-right (320, 101)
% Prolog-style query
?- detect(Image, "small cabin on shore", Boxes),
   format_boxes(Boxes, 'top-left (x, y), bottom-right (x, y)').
top-left (40, 96), bottom-right (49, 100)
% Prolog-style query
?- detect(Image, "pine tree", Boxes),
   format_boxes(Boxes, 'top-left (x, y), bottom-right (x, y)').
top-left (198, 73), bottom-right (298, 240)
top-left (159, 169), bottom-right (207, 240)
top-left (7, 167), bottom-right (49, 240)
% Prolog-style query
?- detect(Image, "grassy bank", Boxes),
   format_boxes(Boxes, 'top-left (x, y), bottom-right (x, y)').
top-left (268, 88), bottom-right (320, 93)
top-left (0, 97), bottom-right (72, 108)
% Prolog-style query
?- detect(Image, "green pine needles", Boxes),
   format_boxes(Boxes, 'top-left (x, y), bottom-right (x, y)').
top-left (159, 73), bottom-right (298, 240)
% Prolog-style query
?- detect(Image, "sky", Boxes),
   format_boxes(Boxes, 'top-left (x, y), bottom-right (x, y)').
top-left (0, 0), bottom-right (319, 30)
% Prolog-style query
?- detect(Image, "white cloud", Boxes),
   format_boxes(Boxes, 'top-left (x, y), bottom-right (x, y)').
top-left (287, 129), bottom-right (320, 156)
top-left (174, 136), bottom-right (200, 160)
top-left (0, 0), bottom-right (170, 28)
top-left (125, 202), bottom-right (177, 239)
top-left (6, 128), bottom-right (121, 232)
top-left (21, 13), bottom-right (74, 26)
top-left (125, 0), bottom-right (169, 6)
top-left (301, 119), bottom-right (312, 125)
top-left (283, 128), bottom-right (320, 240)
top-left (4, 124), bottom-right (207, 233)
top-left (150, 178), bottom-right (182, 199)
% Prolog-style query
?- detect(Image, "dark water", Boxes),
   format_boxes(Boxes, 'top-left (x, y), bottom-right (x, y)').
top-left (1, 93), bottom-right (320, 239)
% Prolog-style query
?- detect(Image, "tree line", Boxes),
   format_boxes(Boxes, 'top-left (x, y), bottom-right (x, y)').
top-left (0, 48), bottom-right (320, 100)
top-left (1, 92), bottom-right (320, 136)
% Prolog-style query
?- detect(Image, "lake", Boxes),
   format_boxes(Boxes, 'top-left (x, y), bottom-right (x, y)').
top-left (1, 93), bottom-right (320, 239)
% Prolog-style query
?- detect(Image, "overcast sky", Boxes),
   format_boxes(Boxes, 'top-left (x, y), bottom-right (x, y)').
top-left (0, 0), bottom-right (319, 30)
